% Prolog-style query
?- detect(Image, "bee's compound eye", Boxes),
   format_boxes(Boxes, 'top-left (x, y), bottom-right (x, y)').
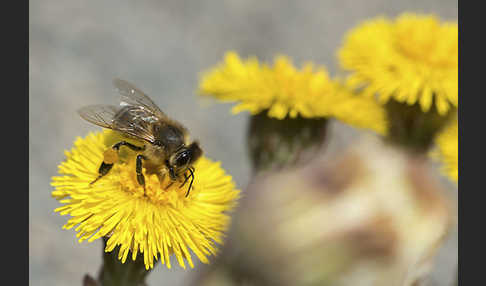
top-left (175, 151), bottom-right (190, 166)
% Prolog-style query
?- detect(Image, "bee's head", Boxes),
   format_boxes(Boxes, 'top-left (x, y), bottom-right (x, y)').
top-left (168, 141), bottom-right (203, 179)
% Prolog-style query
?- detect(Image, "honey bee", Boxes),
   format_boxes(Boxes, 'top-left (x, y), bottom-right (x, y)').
top-left (78, 79), bottom-right (203, 197)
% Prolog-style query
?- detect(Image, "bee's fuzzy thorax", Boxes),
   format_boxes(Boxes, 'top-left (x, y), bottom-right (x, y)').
top-left (142, 144), bottom-right (168, 171)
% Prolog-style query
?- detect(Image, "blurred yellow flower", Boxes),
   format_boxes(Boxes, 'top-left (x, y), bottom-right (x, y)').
top-left (338, 13), bottom-right (458, 115)
top-left (323, 82), bottom-right (388, 135)
top-left (199, 51), bottom-right (388, 135)
top-left (434, 119), bottom-right (458, 182)
top-left (52, 130), bottom-right (240, 270)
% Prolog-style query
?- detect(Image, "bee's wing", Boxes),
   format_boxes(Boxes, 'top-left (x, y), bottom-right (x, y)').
top-left (77, 105), bottom-right (118, 129)
top-left (78, 104), bottom-right (158, 143)
top-left (113, 78), bottom-right (168, 119)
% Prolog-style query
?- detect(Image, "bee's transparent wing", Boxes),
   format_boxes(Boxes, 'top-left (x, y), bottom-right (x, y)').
top-left (78, 104), bottom-right (157, 143)
top-left (77, 105), bottom-right (118, 129)
top-left (113, 78), bottom-right (168, 119)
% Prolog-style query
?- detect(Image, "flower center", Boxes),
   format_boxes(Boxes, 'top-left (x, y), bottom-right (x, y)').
top-left (394, 17), bottom-right (457, 68)
top-left (116, 157), bottom-right (193, 207)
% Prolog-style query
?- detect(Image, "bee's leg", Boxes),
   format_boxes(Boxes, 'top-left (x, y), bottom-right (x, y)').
top-left (113, 141), bottom-right (144, 152)
top-left (185, 167), bottom-right (195, 197)
top-left (164, 162), bottom-right (176, 189)
top-left (90, 142), bottom-right (144, 185)
top-left (90, 162), bottom-right (114, 185)
top-left (164, 181), bottom-right (174, 190)
top-left (136, 155), bottom-right (146, 193)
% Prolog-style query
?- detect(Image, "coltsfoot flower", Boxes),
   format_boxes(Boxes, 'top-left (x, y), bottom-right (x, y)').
top-left (52, 130), bottom-right (240, 270)
top-left (199, 51), bottom-right (388, 135)
top-left (199, 51), bottom-right (334, 119)
top-left (434, 118), bottom-right (458, 182)
top-left (338, 13), bottom-right (458, 115)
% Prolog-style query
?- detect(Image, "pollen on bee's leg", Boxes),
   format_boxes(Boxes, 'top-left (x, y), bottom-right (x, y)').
top-left (103, 148), bottom-right (119, 164)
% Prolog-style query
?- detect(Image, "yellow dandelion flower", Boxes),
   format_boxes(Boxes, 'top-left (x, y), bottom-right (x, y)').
top-left (199, 51), bottom-right (388, 134)
top-left (51, 130), bottom-right (240, 270)
top-left (434, 119), bottom-right (458, 182)
top-left (199, 51), bottom-right (333, 119)
top-left (338, 13), bottom-right (458, 115)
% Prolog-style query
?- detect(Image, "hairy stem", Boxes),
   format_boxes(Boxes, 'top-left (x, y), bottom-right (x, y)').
top-left (384, 99), bottom-right (455, 153)
top-left (247, 112), bottom-right (329, 173)
top-left (83, 237), bottom-right (153, 286)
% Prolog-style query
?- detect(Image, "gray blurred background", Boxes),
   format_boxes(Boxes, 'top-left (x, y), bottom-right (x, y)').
top-left (29, 1), bottom-right (457, 285)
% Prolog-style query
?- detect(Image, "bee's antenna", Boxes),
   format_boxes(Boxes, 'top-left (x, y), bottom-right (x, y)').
top-left (185, 167), bottom-right (195, 197)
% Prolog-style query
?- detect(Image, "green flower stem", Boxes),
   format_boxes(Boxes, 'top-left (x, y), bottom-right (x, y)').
top-left (247, 111), bottom-right (329, 173)
top-left (83, 237), bottom-right (154, 286)
top-left (384, 99), bottom-right (455, 153)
